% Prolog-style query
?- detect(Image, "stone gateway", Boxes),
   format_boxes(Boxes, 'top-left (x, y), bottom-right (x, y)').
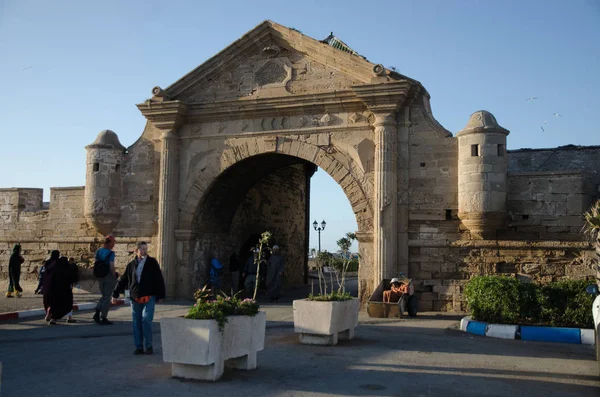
top-left (1, 21), bottom-right (598, 310)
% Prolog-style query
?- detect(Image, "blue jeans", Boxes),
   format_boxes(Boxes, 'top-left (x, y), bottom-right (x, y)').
top-left (131, 296), bottom-right (156, 350)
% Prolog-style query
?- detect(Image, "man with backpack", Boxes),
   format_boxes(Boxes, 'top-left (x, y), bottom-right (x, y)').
top-left (93, 235), bottom-right (117, 325)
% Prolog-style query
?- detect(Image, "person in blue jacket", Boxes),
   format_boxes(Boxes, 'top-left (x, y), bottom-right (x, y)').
top-left (209, 255), bottom-right (224, 294)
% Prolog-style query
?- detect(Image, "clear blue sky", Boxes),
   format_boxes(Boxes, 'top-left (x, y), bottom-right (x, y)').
top-left (1, 1), bottom-right (599, 252)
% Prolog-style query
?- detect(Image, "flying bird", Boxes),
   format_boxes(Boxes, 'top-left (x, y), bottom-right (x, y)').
top-left (21, 66), bottom-right (32, 71)
top-left (540, 126), bottom-right (544, 132)
top-left (553, 113), bottom-right (563, 117)
top-left (525, 97), bottom-right (538, 101)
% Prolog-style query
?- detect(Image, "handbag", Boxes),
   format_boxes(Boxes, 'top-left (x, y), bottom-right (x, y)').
top-left (135, 296), bottom-right (151, 304)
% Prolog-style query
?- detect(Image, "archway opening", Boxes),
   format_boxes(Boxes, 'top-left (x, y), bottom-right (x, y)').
top-left (189, 151), bottom-right (365, 296)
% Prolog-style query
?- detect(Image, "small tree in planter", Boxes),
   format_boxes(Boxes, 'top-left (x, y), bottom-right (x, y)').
top-left (252, 231), bottom-right (272, 300)
top-left (294, 232), bottom-right (359, 345)
top-left (160, 233), bottom-right (272, 382)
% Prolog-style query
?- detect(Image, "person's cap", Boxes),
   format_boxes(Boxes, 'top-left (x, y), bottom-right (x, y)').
top-left (390, 278), bottom-right (400, 284)
top-left (106, 235), bottom-right (116, 243)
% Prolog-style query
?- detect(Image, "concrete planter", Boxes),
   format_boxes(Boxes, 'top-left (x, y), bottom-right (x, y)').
top-left (293, 298), bottom-right (359, 345)
top-left (160, 311), bottom-right (266, 381)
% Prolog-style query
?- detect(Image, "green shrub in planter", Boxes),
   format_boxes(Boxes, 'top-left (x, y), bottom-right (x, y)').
top-left (538, 279), bottom-right (594, 329)
top-left (464, 276), bottom-right (520, 324)
top-left (518, 282), bottom-right (541, 323)
top-left (465, 276), bottom-right (594, 328)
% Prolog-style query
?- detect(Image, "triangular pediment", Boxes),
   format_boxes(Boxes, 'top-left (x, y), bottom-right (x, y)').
top-left (163, 21), bottom-right (410, 103)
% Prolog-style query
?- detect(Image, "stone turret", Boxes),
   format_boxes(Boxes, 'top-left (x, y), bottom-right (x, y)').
top-left (457, 111), bottom-right (510, 239)
top-left (84, 130), bottom-right (126, 236)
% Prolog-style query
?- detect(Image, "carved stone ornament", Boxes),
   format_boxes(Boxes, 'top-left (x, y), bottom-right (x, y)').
top-left (320, 114), bottom-right (332, 126)
top-left (253, 58), bottom-right (293, 90)
top-left (256, 62), bottom-right (287, 86)
top-left (349, 112), bottom-right (361, 124)
top-left (297, 117), bottom-right (308, 128)
top-left (239, 121), bottom-right (249, 131)
top-left (217, 123), bottom-right (226, 133)
top-left (372, 64), bottom-right (386, 77)
top-left (152, 86), bottom-right (165, 97)
top-left (262, 45), bottom-right (281, 58)
top-left (365, 111), bottom-right (376, 125)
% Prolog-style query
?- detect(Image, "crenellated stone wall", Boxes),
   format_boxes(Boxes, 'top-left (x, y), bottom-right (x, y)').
top-left (0, 187), bottom-right (150, 281)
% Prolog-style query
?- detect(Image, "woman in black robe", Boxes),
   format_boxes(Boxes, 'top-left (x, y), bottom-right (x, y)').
top-left (43, 252), bottom-right (75, 325)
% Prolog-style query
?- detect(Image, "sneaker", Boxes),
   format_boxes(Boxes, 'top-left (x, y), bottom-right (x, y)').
top-left (100, 318), bottom-right (113, 325)
top-left (15, 292), bottom-right (22, 298)
top-left (47, 319), bottom-right (57, 326)
top-left (93, 310), bottom-right (101, 324)
top-left (133, 349), bottom-right (144, 355)
top-left (145, 347), bottom-right (153, 355)
top-left (5, 292), bottom-right (13, 298)
top-left (66, 318), bottom-right (77, 323)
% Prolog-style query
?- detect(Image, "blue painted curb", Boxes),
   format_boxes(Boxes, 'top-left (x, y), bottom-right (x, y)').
top-left (520, 325), bottom-right (581, 344)
top-left (466, 320), bottom-right (487, 336)
top-left (460, 316), bottom-right (594, 345)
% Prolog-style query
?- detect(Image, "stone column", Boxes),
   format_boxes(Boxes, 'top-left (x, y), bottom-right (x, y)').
top-left (175, 229), bottom-right (196, 299)
top-left (373, 110), bottom-right (399, 287)
top-left (136, 96), bottom-right (187, 299)
top-left (396, 108), bottom-right (411, 276)
top-left (157, 130), bottom-right (180, 297)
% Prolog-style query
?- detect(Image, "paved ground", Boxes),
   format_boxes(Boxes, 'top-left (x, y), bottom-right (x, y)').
top-left (1, 305), bottom-right (598, 396)
top-left (0, 280), bottom-right (102, 313)
top-left (1, 278), bottom-right (598, 396)
top-left (0, 275), bottom-right (348, 313)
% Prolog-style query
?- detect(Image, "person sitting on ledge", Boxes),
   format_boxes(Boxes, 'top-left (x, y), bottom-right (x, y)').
top-left (383, 278), bottom-right (408, 303)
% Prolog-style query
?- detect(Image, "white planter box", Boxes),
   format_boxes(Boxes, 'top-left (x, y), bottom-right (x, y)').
top-left (160, 311), bottom-right (266, 381)
top-left (293, 298), bottom-right (360, 345)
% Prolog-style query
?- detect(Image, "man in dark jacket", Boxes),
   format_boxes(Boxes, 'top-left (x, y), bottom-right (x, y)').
top-left (112, 241), bottom-right (165, 355)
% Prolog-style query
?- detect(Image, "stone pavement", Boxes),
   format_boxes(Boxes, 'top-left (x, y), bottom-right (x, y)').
top-left (0, 280), bottom-right (101, 313)
top-left (0, 299), bottom-right (598, 397)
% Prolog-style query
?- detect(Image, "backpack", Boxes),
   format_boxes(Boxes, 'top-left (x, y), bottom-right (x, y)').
top-left (93, 251), bottom-right (110, 278)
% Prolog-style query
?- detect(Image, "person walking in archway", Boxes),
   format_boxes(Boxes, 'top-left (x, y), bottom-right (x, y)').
top-left (229, 251), bottom-right (241, 294)
top-left (93, 235), bottom-right (117, 325)
top-left (208, 255), bottom-right (224, 297)
top-left (266, 245), bottom-right (284, 302)
top-left (6, 244), bottom-right (24, 298)
top-left (243, 250), bottom-right (259, 297)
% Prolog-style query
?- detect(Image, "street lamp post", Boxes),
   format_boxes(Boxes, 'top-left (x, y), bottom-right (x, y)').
top-left (313, 219), bottom-right (326, 253)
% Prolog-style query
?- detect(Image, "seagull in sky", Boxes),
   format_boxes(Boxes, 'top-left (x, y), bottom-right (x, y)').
top-left (525, 97), bottom-right (538, 101)
top-left (553, 113), bottom-right (563, 117)
top-left (540, 126), bottom-right (544, 132)
top-left (21, 66), bottom-right (32, 71)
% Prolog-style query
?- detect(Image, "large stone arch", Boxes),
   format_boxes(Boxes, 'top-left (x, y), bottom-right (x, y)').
top-left (179, 136), bottom-right (373, 233)
top-left (174, 135), bottom-right (375, 300)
